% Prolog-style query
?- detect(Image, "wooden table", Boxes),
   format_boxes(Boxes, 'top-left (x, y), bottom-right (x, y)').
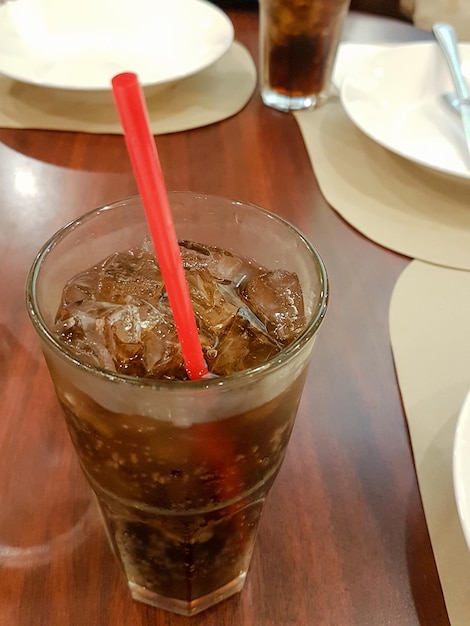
top-left (0, 10), bottom-right (450, 626)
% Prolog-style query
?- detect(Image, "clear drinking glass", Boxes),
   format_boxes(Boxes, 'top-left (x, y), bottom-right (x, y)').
top-left (259, 0), bottom-right (351, 111)
top-left (26, 192), bottom-right (328, 616)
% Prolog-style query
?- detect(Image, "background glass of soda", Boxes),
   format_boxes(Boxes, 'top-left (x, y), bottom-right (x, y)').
top-left (259, 0), bottom-right (351, 111)
top-left (26, 193), bottom-right (328, 616)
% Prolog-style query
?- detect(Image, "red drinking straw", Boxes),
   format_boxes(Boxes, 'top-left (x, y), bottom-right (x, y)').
top-left (111, 72), bottom-right (208, 381)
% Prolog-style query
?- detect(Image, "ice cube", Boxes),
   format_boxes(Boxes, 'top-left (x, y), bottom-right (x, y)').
top-left (57, 296), bottom-right (187, 379)
top-left (241, 270), bottom-right (305, 345)
top-left (185, 267), bottom-right (239, 337)
top-left (206, 313), bottom-right (280, 376)
top-left (97, 250), bottom-right (165, 304)
top-left (96, 298), bottom-right (184, 378)
top-left (61, 249), bottom-right (165, 308)
top-left (61, 267), bottom-right (100, 306)
top-left (55, 243), bottom-right (188, 378)
top-left (56, 300), bottom-right (119, 371)
top-left (179, 241), bottom-right (245, 283)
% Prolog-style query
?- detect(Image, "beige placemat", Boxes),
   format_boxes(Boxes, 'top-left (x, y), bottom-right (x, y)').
top-left (389, 260), bottom-right (470, 625)
top-left (401, 0), bottom-right (470, 41)
top-left (294, 100), bottom-right (470, 270)
top-left (0, 42), bottom-right (256, 135)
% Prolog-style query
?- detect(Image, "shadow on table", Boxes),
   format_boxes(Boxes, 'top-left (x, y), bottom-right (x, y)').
top-left (0, 127), bottom-right (133, 174)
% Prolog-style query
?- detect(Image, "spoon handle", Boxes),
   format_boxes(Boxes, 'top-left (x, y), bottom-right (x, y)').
top-left (432, 22), bottom-right (470, 101)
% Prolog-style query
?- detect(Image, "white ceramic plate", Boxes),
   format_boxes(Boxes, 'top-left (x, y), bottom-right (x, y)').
top-left (454, 390), bottom-right (470, 551)
top-left (340, 42), bottom-right (470, 180)
top-left (0, 0), bottom-right (234, 91)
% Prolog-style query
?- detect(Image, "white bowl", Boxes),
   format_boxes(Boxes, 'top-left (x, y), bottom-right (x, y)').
top-left (453, 390), bottom-right (470, 550)
top-left (0, 0), bottom-right (234, 91)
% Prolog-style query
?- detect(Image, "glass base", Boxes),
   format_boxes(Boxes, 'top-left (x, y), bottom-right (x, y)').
top-left (129, 571), bottom-right (247, 616)
top-left (261, 87), bottom-right (326, 112)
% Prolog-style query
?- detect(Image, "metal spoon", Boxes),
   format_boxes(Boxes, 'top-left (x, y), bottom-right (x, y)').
top-left (433, 22), bottom-right (470, 158)
top-left (442, 92), bottom-right (462, 114)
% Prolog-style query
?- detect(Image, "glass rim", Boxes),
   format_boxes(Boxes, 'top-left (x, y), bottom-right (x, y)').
top-left (26, 192), bottom-right (329, 390)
